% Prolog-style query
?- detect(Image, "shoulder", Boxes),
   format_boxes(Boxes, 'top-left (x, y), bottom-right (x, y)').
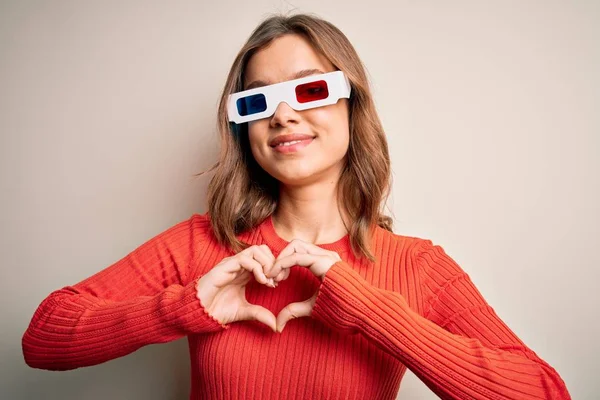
top-left (182, 212), bottom-right (232, 277)
top-left (373, 225), bottom-right (431, 260)
top-left (376, 227), bottom-right (466, 279)
top-left (189, 211), bottom-right (212, 231)
top-left (161, 212), bottom-right (214, 241)
top-left (154, 212), bottom-right (219, 260)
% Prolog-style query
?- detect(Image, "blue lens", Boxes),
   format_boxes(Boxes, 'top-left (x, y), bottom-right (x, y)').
top-left (237, 94), bottom-right (267, 116)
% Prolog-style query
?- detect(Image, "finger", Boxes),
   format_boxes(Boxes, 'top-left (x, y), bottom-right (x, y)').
top-left (254, 244), bottom-right (276, 266)
top-left (270, 253), bottom-right (328, 278)
top-left (275, 241), bottom-right (305, 267)
top-left (276, 299), bottom-right (312, 333)
top-left (245, 245), bottom-right (276, 272)
top-left (247, 245), bottom-right (276, 283)
top-left (274, 269), bottom-right (286, 283)
top-left (238, 304), bottom-right (277, 332)
top-left (258, 244), bottom-right (277, 262)
top-left (274, 240), bottom-right (337, 280)
top-left (238, 254), bottom-right (274, 287)
top-left (255, 245), bottom-right (277, 284)
top-left (273, 268), bottom-right (291, 283)
top-left (276, 239), bottom-right (330, 262)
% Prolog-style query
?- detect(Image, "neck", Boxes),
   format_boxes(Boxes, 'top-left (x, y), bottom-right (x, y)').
top-left (273, 181), bottom-right (350, 245)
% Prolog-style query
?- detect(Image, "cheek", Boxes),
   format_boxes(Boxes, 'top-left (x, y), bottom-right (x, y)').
top-left (312, 100), bottom-right (348, 127)
top-left (247, 122), bottom-right (268, 151)
top-left (247, 121), bottom-right (261, 141)
top-left (310, 108), bottom-right (350, 143)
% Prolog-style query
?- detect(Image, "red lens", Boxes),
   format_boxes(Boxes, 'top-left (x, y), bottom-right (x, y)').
top-left (295, 80), bottom-right (329, 103)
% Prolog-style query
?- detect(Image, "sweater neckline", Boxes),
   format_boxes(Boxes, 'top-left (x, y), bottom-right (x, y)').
top-left (258, 214), bottom-right (351, 255)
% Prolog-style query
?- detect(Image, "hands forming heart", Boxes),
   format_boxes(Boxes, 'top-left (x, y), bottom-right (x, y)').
top-left (265, 239), bottom-right (342, 333)
top-left (195, 239), bottom-right (342, 333)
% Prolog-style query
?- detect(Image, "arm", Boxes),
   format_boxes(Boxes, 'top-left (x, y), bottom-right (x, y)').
top-left (310, 238), bottom-right (570, 399)
top-left (22, 213), bottom-right (228, 371)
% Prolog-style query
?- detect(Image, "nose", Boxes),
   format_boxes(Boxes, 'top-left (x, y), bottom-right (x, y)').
top-left (269, 101), bottom-right (300, 128)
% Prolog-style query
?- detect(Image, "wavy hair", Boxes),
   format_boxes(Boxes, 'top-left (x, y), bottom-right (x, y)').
top-left (195, 12), bottom-right (394, 262)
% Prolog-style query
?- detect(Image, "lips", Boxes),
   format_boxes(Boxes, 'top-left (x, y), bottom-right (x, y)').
top-left (269, 134), bottom-right (316, 147)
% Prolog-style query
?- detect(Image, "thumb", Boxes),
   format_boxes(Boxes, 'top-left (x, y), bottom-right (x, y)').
top-left (276, 300), bottom-right (312, 333)
top-left (239, 304), bottom-right (277, 332)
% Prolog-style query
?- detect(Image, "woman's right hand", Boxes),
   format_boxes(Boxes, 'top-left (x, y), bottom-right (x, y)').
top-left (195, 244), bottom-right (282, 332)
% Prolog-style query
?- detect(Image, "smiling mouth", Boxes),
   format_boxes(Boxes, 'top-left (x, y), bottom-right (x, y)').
top-left (269, 135), bottom-right (316, 148)
top-left (271, 139), bottom-right (310, 147)
top-left (271, 137), bottom-right (315, 153)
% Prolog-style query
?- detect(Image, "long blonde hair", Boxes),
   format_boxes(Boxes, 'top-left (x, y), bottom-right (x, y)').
top-left (195, 12), bottom-right (394, 262)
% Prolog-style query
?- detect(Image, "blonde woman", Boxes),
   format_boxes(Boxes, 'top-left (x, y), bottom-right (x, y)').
top-left (23, 13), bottom-right (571, 400)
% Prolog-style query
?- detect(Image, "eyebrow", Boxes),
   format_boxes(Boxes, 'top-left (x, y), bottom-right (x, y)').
top-left (244, 68), bottom-right (325, 90)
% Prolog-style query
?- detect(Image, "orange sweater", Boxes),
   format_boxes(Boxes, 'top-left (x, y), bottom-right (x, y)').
top-left (22, 213), bottom-right (570, 399)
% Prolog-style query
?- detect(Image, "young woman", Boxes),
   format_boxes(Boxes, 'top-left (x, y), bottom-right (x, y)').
top-left (22, 13), bottom-right (571, 400)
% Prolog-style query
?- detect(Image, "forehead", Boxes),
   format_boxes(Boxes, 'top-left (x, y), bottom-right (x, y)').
top-left (243, 34), bottom-right (335, 88)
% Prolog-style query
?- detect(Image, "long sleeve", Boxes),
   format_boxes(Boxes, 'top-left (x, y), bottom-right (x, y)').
top-left (22, 214), bottom-right (229, 371)
top-left (310, 238), bottom-right (571, 399)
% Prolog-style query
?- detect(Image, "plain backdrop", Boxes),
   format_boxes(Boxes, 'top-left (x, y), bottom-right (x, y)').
top-left (1, 1), bottom-right (598, 399)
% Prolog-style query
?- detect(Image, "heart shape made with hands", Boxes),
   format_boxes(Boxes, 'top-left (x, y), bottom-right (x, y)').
top-left (260, 239), bottom-right (342, 333)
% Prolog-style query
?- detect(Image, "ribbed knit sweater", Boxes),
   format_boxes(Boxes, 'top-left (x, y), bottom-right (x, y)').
top-left (22, 212), bottom-right (570, 399)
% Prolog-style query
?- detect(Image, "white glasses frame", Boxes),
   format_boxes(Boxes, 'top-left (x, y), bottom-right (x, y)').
top-left (227, 70), bottom-right (352, 124)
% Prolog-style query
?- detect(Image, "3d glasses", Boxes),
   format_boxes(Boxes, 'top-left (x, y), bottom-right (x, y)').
top-left (227, 70), bottom-right (352, 124)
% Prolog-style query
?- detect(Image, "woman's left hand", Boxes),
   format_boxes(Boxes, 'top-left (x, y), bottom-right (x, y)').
top-left (264, 239), bottom-right (342, 333)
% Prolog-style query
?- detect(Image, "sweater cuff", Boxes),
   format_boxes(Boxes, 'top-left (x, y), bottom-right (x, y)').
top-left (164, 276), bottom-right (231, 334)
top-left (311, 260), bottom-right (367, 334)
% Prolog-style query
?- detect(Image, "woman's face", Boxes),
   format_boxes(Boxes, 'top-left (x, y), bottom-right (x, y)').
top-left (243, 34), bottom-right (350, 187)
